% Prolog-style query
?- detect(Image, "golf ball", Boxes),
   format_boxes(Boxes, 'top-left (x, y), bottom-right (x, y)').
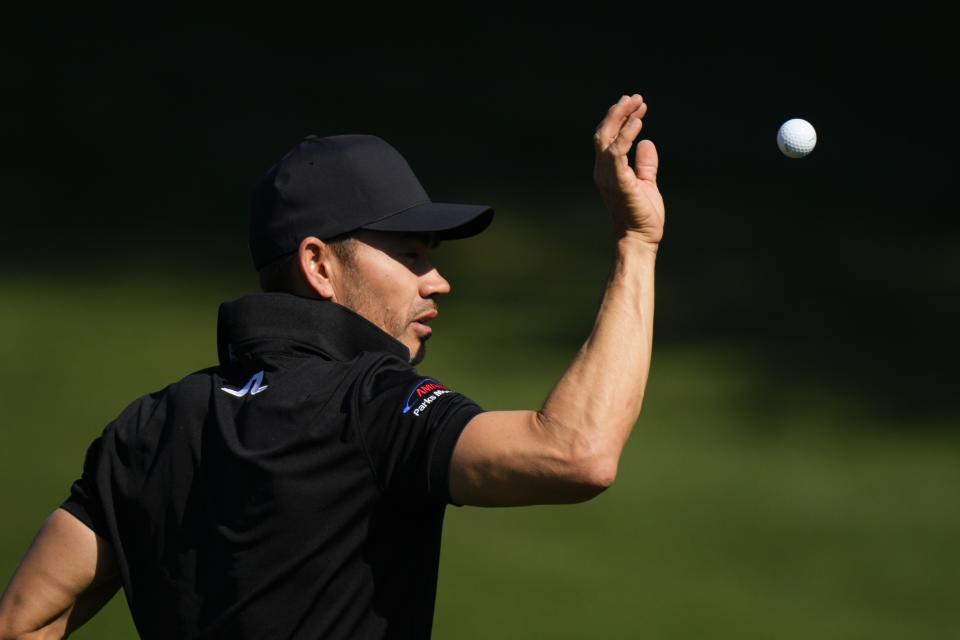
top-left (777, 118), bottom-right (817, 158)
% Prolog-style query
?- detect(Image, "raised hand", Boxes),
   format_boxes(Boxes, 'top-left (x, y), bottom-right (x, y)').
top-left (592, 94), bottom-right (665, 246)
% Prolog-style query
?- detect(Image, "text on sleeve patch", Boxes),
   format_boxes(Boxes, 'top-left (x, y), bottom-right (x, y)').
top-left (402, 378), bottom-right (453, 417)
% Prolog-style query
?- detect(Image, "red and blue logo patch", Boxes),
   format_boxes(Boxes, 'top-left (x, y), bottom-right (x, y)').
top-left (402, 378), bottom-right (453, 416)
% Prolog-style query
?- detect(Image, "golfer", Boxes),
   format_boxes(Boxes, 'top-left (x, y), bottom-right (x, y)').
top-left (0, 93), bottom-right (662, 638)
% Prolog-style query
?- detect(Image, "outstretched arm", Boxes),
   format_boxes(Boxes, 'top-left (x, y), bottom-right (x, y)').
top-left (450, 94), bottom-right (664, 506)
top-left (0, 509), bottom-right (120, 639)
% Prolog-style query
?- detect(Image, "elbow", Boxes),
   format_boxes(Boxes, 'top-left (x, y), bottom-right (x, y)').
top-left (579, 456), bottom-right (619, 495)
top-left (564, 450), bottom-right (619, 502)
top-left (570, 433), bottom-right (621, 497)
top-left (535, 412), bottom-right (621, 503)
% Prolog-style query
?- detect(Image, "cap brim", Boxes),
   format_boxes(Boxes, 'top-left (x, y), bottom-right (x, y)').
top-left (361, 202), bottom-right (494, 240)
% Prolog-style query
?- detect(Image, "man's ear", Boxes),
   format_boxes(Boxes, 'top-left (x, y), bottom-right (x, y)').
top-left (299, 236), bottom-right (338, 301)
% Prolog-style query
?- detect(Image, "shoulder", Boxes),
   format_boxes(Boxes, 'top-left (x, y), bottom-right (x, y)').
top-left (355, 354), bottom-right (475, 419)
top-left (356, 354), bottom-right (439, 401)
top-left (168, 365), bottom-right (219, 402)
top-left (103, 365), bottom-right (219, 437)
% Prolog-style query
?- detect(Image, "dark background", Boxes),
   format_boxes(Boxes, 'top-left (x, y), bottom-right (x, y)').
top-left (3, 8), bottom-right (957, 421)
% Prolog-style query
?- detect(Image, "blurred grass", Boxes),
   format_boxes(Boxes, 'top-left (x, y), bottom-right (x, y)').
top-left (1, 211), bottom-right (958, 637)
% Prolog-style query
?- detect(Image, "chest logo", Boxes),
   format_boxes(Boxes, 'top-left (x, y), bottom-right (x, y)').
top-left (221, 370), bottom-right (269, 398)
top-left (402, 378), bottom-right (452, 416)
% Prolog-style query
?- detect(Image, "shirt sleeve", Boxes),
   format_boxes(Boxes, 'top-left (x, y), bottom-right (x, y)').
top-left (60, 431), bottom-right (111, 538)
top-left (353, 355), bottom-right (484, 505)
top-left (59, 391), bottom-right (157, 539)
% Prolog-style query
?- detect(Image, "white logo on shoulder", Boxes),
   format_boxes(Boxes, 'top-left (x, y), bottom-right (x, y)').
top-left (220, 370), bottom-right (269, 397)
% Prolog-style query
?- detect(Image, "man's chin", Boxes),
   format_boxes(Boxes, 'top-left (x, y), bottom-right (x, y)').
top-left (410, 342), bottom-right (427, 366)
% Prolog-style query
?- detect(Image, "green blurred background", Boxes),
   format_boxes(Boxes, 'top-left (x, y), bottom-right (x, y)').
top-left (2, 9), bottom-right (958, 638)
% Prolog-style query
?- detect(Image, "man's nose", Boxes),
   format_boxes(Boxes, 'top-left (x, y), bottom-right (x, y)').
top-left (420, 267), bottom-right (451, 298)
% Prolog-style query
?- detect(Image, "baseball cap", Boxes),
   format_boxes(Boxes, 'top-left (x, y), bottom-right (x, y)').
top-left (249, 134), bottom-right (494, 270)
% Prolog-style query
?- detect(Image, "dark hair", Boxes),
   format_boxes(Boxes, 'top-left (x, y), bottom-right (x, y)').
top-left (257, 232), bottom-right (357, 293)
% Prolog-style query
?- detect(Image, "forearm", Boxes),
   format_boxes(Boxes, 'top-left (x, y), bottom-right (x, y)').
top-left (537, 234), bottom-right (657, 477)
top-left (449, 93), bottom-right (663, 506)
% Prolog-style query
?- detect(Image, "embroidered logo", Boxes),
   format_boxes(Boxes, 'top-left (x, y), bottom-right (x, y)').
top-left (402, 378), bottom-right (452, 416)
top-left (220, 370), bottom-right (269, 398)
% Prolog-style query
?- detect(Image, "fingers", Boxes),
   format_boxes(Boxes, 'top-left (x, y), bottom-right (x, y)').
top-left (594, 94), bottom-right (647, 154)
top-left (634, 139), bottom-right (659, 183)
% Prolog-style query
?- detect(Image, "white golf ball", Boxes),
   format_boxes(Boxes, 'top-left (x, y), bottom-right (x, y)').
top-left (777, 118), bottom-right (817, 158)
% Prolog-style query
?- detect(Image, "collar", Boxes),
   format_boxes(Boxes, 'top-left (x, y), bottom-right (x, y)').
top-left (216, 292), bottom-right (410, 366)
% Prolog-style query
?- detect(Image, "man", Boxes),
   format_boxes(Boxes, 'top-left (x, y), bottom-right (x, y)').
top-left (0, 93), bottom-right (662, 638)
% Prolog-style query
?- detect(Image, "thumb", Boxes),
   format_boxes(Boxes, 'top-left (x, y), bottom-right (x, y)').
top-left (634, 139), bottom-right (659, 183)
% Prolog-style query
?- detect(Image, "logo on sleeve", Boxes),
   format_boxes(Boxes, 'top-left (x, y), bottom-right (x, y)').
top-left (402, 378), bottom-right (453, 416)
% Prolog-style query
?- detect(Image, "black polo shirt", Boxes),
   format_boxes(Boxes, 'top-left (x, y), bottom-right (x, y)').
top-left (61, 292), bottom-right (484, 639)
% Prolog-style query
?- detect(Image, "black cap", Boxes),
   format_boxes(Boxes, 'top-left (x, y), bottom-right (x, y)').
top-left (249, 134), bottom-right (494, 270)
